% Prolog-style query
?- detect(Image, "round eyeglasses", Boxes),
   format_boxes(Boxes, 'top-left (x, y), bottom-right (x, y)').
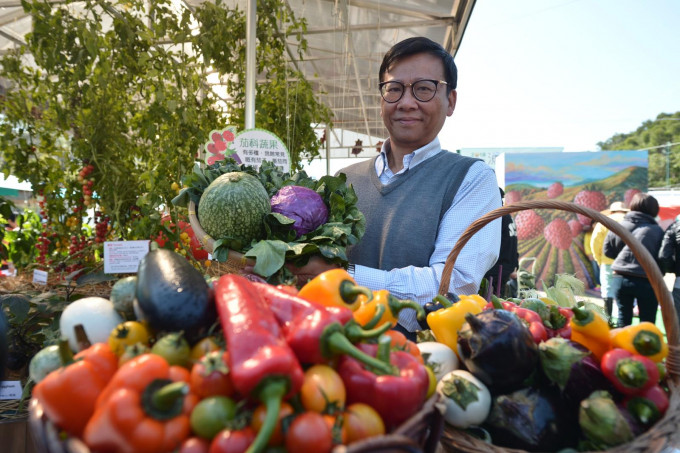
top-left (378, 79), bottom-right (448, 103)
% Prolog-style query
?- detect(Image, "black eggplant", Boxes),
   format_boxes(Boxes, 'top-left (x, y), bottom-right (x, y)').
top-left (484, 386), bottom-right (578, 452)
top-left (136, 248), bottom-right (213, 332)
top-left (539, 337), bottom-right (618, 410)
top-left (457, 309), bottom-right (538, 395)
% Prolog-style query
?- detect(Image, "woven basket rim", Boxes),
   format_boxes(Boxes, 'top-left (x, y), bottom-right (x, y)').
top-left (438, 199), bottom-right (680, 453)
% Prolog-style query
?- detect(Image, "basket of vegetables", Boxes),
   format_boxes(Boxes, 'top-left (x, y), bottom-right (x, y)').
top-left (28, 247), bottom-right (444, 453)
top-left (174, 159), bottom-right (365, 284)
top-left (436, 199), bottom-right (680, 453)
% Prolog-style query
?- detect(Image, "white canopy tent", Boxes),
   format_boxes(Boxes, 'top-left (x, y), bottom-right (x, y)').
top-left (0, 0), bottom-right (476, 160)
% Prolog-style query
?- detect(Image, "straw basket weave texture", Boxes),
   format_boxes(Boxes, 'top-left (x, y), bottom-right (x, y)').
top-left (29, 393), bottom-right (444, 453)
top-left (188, 200), bottom-right (253, 275)
top-left (437, 200), bottom-right (680, 453)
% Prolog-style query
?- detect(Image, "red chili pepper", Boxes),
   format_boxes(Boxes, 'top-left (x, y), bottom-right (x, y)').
top-left (601, 348), bottom-right (660, 395)
top-left (487, 297), bottom-right (547, 343)
top-left (624, 384), bottom-right (669, 426)
top-left (253, 282), bottom-right (394, 374)
top-left (213, 274), bottom-right (305, 453)
top-left (337, 335), bottom-right (430, 431)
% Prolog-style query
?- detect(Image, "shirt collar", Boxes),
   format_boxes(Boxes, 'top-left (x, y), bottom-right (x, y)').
top-left (375, 137), bottom-right (442, 177)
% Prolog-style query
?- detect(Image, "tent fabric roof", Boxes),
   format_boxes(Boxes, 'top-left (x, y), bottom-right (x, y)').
top-left (0, 0), bottom-right (476, 150)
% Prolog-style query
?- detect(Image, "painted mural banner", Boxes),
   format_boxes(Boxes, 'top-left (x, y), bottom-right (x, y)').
top-left (502, 150), bottom-right (648, 289)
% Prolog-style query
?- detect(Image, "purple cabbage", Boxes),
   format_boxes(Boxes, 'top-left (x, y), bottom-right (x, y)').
top-left (270, 185), bottom-right (329, 237)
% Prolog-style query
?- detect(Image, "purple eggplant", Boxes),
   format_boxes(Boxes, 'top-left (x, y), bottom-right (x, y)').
top-left (538, 337), bottom-right (618, 410)
top-left (483, 386), bottom-right (578, 452)
top-left (457, 309), bottom-right (538, 395)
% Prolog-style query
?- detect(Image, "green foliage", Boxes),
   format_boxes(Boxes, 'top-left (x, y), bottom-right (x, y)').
top-left (0, 0), bottom-right (331, 271)
top-left (598, 112), bottom-right (680, 187)
top-left (3, 210), bottom-right (43, 269)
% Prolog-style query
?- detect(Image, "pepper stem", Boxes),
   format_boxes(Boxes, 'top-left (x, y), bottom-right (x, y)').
top-left (376, 334), bottom-right (392, 365)
top-left (142, 379), bottom-right (188, 420)
top-left (432, 294), bottom-right (453, 308)
top-left (322, 324), bottom-right (396, 376)
top-left (246, 379), bottom-right (287, 453)
top-left (571, 305), bottom-right (593, 324)
top-left (491, 297), bottom-right (504, 310)
top-left (362, 303), bottom-right (386, 330)
top-left (344, 319), bottom-right (392, 342)
top-left (339, 280), bottom-right (373, 305)
top-left (387, 294), bottom-right (426, 321)
top-left (616, 358), bottom-right (649, 389)
top-left (57, 338), bottom-right (75, 367)
top-left (633, 330), bottom-right (662, 357)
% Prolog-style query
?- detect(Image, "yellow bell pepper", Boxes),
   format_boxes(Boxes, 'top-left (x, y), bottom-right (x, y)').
top-left (569, 304), bottom-right (611, 361)
top-left (353, 289), bottom-right (425, 328)
top-left (426, 295), bottom-right (484, 359)
top-left (610, 321), bottom-right (668, 363)
top-left (298, 268), bottom-right (373, 311)
top-left (458, 294), bottom-right (488, 310)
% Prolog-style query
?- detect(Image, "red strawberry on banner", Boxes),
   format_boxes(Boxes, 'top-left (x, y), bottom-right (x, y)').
top-left (505, 190), bottom-right (522, 205)
top-left (515, 210), bottom-right (545, 240)
top-left (568, 219), bottom-right (583, 236)
top-left (573, 188), bottom-right (608, 226)
top-left (624, 188), bottom-right (641, 208)
top-left (544, 218), bottom-right (573, 250)
top-left (547, 182), bottom-right (564, 199)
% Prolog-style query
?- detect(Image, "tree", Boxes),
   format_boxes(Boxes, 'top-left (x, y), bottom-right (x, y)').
top-left (0, 0), bottom-right (330, 270)
top-left (598, 112), bottom-right (680, 188)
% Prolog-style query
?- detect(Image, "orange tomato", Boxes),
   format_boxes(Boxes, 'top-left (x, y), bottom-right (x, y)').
top-left (344, 403), bottom-right (385, 444)
top-left (300, 364), bottom-right (346, 413)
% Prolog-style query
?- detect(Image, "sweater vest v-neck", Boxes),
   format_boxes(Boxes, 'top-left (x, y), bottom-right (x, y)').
top-left (341, 151), bottom-right (479, 270)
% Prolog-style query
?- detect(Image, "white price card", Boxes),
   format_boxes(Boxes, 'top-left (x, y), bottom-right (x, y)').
top-left (32, 269), bottom-right (48, 285)
top-left (104, 240), bottom-right (150, 274)
top-left (0, 381), bottom-right (23, 400)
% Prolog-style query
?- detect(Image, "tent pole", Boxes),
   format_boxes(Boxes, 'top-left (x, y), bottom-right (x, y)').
top-left (244, 0), bottom-right (256, 129)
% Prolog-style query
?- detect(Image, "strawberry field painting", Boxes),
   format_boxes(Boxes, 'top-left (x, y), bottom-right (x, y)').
top-left (501, 150), bottom-right (648, 289)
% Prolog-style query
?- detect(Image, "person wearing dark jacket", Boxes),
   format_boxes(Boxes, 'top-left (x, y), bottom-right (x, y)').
top-left (658, 215), bottom-right (680, 320)
top-left (603, 193), bottom-right (664, 327)
top-left (485, 188), bottom-right (519, 298)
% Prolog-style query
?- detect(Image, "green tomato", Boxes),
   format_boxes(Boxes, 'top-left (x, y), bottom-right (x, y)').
top-left (151, 332), bottom-right (191, 368)
top-left (29, 345), bottom-right (62, 383)
top-left (190, 396), bottom-right (237, 439)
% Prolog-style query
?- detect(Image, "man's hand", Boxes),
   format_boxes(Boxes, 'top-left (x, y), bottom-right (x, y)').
top-left (285, 256), bottom-right (342, 285)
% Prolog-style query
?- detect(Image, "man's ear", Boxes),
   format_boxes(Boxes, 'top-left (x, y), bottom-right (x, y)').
top-left (447, 90), bottom-right (457, 117)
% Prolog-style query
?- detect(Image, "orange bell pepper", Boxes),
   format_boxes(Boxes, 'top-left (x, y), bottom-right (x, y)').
top-left (298, 268), bottom-right (373, 311)
top-left (353, 289), bottom-right (426, 328)
top-left (32, 340), bottom-right (118, 437)
top-left (84, 353), bottom-right (197, 453)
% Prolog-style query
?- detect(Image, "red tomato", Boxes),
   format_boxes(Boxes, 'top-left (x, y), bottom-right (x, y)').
top-left (285, 412), bottom-right (333, 453)
top-left (155, 214), bottom-right (209, 260)
top-left (344, 403), bottom-right (385, 444)
top-left (209, 427), bottom-right (255, 453)
top-left (250, 401), bottom-right (294, 446)
top-left (300, 364), bottom-right (346, 413)
top-left (179, 437), bottom-right (210, 453)
top-left (190, 350), bottom-right (234, 398)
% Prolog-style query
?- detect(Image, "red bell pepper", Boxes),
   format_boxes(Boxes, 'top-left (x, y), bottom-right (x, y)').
top-left (213, 274), bottom-right (305, 453)
top-left (337, 335), bottom-right (430, 430)
top-left (253, 282), bottom-right (394, 373)
top-left (624, 384), bottom-right (669, 426)
top-left (487, 297), bottom-right (547, 343)
top-left (32, 340), bottom-right (118, 437)
top-left (601, 348), bottom-right (660, 396)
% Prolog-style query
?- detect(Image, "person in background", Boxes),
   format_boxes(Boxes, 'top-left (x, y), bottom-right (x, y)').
top-left (286, 37), bottom-right (502, 339)
top-left (658, 214), bottom-right (680, 321)
top-left (583, 223), bottom-right (600, 288)
top-left (591, 201), bottom-right (629, 319)
top-left (603, 193), bottom-right (664, 327)
top-left (485, 188), bottom-right (518, 298)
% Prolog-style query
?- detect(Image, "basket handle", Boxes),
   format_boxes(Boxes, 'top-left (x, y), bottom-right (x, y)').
top-left (437, 200), bottom-right (680, 382)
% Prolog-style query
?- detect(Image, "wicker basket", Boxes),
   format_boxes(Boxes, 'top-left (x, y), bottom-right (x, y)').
top-left (188, 200), bottom-right (253, 274)
top-left (437, 200), bottom-right (680, 453)
top-left (29, 392), bottom-right (444, 453)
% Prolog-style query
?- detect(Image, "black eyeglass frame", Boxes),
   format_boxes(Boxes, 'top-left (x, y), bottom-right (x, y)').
top-left (378, 79), bottom-right (449, 103)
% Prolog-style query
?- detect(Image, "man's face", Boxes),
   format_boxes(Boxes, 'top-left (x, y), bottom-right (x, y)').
top-left (380, 53), bottom-right (456, 155)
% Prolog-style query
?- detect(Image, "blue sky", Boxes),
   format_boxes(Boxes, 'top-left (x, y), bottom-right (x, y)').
top-left (439, 0), bottom-right (680, 153)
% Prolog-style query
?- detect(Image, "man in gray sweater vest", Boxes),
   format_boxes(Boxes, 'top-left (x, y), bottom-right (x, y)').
top-left (289, 37), bottom-right (501, 338)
